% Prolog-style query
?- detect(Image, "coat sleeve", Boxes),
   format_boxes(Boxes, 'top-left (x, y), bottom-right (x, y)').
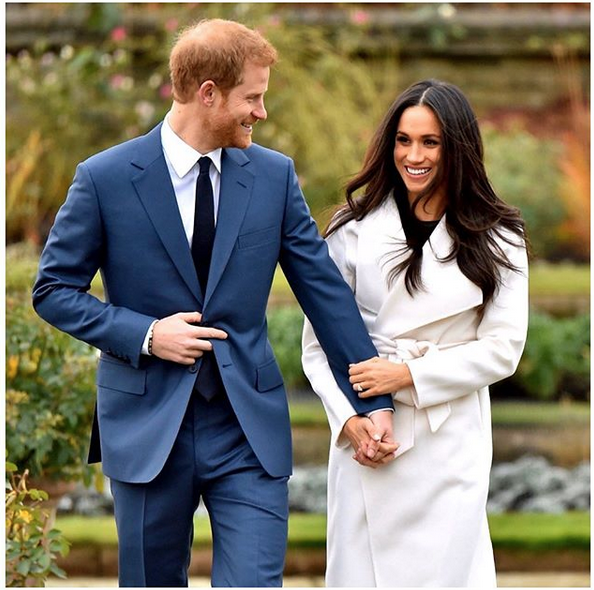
top-left (278, 158), bottom-right (393, 419)
top-left (301, 222), bottom-right (367, 448)
top-left (32, 162), bottom-right (156, 368)
top-left (405, 239), bottom-right (529, 409)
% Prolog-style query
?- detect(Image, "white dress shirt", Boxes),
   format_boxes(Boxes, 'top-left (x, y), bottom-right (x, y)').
top-left (161, 114), bottom-right (223, 243)
top-left (142, 116), bottom-right (222, 354)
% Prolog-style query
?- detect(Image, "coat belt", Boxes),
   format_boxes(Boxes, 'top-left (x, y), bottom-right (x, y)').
top-left (370, 334), bottom-right (452, 457)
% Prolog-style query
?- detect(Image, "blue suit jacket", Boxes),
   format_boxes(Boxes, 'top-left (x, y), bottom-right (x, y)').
top-left (33, 123), bottom-right (393, 483)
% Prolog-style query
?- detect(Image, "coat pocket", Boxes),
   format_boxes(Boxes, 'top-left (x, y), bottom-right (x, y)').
top-left (256, 358), bottom-right (284, 392)
top-left (97, 357), bottom-right (147, 395)
top-left (237, 226), bottom-right (278, 250)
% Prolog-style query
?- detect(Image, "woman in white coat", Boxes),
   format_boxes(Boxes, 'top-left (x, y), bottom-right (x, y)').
top-left (302, 79), bottom-right (529, 587)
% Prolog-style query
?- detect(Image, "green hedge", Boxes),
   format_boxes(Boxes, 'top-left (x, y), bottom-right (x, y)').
top-left (54, 511), bottom-right (591, 551)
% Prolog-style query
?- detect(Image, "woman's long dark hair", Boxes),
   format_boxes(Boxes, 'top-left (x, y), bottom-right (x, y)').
top-left (326, 79), bottom-right (528, 312)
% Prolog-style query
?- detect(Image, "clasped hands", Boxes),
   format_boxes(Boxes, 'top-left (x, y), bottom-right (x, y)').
top-left (341, 356), bottom-right (413, 469)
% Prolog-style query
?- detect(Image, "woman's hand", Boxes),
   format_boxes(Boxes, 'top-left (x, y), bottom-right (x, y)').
top-left (349, 357), bottom-right (413, 398)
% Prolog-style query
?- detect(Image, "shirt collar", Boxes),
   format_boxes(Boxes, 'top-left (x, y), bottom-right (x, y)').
top-left (161, 114), bottom-right (222, 178)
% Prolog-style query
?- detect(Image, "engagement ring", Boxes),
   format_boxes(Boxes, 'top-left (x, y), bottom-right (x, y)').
top-left (356, 384), bottom-right (363, 392)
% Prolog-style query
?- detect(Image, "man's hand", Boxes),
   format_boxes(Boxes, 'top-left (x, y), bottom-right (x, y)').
top-left (342, 413), bottom-right (399, 469)
top-left (151, 312), bottom-right (228, 365)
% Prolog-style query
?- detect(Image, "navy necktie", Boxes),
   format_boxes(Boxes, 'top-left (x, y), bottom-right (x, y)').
top-left (192, 156), bottom-right (221, 401)
top-left (192, 156), bottom-right (215, 294)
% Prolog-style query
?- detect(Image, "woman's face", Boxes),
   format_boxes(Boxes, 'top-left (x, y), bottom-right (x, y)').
top-left (393, 105), bottom-right (445, 203)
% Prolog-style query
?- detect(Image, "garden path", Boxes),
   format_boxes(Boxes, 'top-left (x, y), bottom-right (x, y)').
top-left (46, 572), bottom-right (590, 587)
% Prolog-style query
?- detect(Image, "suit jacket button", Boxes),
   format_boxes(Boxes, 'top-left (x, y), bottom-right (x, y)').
top-left (189, 363), bottom-right (198, 373)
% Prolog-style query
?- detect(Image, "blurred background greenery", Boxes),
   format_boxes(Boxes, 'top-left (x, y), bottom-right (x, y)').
top-left (5, 2), bottom-right (590, 586)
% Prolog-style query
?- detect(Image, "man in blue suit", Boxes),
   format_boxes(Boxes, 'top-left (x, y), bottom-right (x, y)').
top-left (33, 19), bottom-right (395, 587)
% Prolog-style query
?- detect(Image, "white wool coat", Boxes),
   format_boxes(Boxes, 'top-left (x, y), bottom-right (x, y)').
top-left (302, 197), bottom-right (528, 587)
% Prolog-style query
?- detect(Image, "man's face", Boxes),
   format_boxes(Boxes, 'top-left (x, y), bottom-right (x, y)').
top-left (206, 61), bottom-right (270, 149)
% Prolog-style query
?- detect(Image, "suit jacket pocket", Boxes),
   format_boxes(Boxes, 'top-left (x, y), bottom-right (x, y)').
top-left (237, 225), bottom-right (278, 250)
top-left (256, 358), bottom-right (284, 392)
top-left (97, 357), bottom-right (147, 395)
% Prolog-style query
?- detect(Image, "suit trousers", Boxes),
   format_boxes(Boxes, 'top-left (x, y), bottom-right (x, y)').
top-left (110, 389), bottom-right (289, 587)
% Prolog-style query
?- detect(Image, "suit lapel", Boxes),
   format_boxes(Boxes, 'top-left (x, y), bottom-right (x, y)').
top-left (130, 124), bottom-right (202, 304)
top-left (204, 148), bottom-right (254, 306)
top-left (368, 199), bottom-right (483, 336)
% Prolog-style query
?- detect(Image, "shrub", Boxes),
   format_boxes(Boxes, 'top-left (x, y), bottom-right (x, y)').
top-left (6, 294), bottom-right (98, 485)
top-left (5, 462), bottom-right (70, 587)
top-left (483, 126), bottom-right (566, 260)
top-left (515, 310), bottom-right (590, 401)
top-left (267, 306), bottom-right (307, 390)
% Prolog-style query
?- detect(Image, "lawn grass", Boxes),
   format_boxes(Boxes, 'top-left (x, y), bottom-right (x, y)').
top-left (289, 399), bottom-right (590, 428)
top-left (55, 511), bottom-right (590, 550)
top-left (529, 262), bottom-right (590, 297)
top-left (490, 401), bottom-right (590, 427)
top-left (488, 511), bottom-right (590, 550)
top-left (289, 399), bottom-right (328, 427)
top-left (270, 262), bottom-right (590, 306)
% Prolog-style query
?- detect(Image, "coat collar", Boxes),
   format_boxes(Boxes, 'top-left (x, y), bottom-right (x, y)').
top-left (360, 197), bottom-right (483, 337)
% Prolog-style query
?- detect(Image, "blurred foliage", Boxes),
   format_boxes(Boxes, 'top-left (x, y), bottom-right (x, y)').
top-left (267, 306), bottom-right (306, 389)
top-left (6, 292), bottom-right (98, 485)
top-left (483, 126), bottom-right (567, 260)
top-left (5, 462), bottom-right (70, 587)
top-left (6, 3), bottom-right (394, 243)
top-left (554, 50), bottom-right (590, 262)
top-left (6, 30), bottom-right (165, 244)
top-left (516, 311), bottom-right (590, 401)
top-left (6, 3), bottom-right (588, 261)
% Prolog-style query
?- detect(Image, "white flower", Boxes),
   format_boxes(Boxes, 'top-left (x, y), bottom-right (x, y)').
top-left (437, 4), bottom-right (456, 19)
top-left (148, 73), bottom-right (163, 89)
top-left (99, 53), bottom-right (113, 68)
top-left (60, 45), bottom-right (74, 60)
top-left (135, 100), bottom-right (155, 123)
top-left (44, 72), bottom-right (59, 87)
top-left (121, 76), bottom-right (134, 92)
top-left (41, 52), bottom-right (56, 67)
top-left (21, 77), bottom-right (36, 94)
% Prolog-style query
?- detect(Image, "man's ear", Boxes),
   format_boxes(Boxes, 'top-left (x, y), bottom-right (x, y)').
top-left (197, 80), bottom-right (218, 106)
